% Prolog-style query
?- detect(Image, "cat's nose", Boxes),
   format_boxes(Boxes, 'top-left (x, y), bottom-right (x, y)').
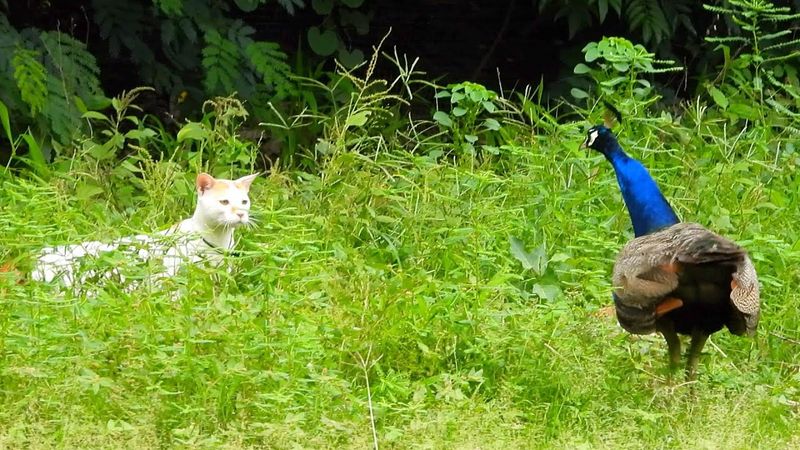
top-left (236, 212), bottom-right (245, 219)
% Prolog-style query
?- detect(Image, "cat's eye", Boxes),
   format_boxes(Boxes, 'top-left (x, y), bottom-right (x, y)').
top-left (219, 200), bottom-right (229, 205)
top-left (242, 200), bottom-right (248, 205)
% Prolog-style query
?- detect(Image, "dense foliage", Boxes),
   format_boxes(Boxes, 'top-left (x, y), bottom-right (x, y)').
top-left (3, 0), bottom-right (800, 160)
top-left (1, 0), bottom-right (799, 448)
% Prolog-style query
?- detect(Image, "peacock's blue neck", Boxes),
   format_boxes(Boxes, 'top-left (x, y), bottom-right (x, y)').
top-left (603, 142), bottom-right (679, 237)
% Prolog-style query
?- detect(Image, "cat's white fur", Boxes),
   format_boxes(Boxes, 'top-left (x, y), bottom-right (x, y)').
top-left (32, 172), bottom-right (258, 289)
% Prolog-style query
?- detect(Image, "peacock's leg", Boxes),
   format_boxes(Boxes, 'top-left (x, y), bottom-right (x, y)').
top-left (686, 329), bottom-right (709, 381)
top-left (658, 320), bottom-right (681, 373)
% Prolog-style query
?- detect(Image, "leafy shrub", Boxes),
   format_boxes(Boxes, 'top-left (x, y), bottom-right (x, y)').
top-left (0, 15), bottom-right (107, 150)
top-left (571, 37), bottom-right (682, 115)
top-left (536, 0), bottom-right (698, 49)
top-left (703, 0), bottom-right (800, 126)
top-left (91, 0), bottom-right (299, 117)
top-left (308, 0), bottom-right (370, 67)
top-left (433, 82), bottom-right (506, 157)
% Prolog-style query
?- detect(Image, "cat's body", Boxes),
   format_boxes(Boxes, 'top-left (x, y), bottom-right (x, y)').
top-left (32, 172), bottom-right (258, 290)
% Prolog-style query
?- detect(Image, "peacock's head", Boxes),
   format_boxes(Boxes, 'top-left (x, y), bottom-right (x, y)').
top-left (580, 125), bottom-right (617, 153)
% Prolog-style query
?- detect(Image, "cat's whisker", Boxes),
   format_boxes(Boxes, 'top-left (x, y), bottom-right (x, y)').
top-left (244, 217), bottom-right (260, 229)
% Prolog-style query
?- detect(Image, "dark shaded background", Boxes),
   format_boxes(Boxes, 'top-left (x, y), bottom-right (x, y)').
top-left (5, 0), bottom-right (712, 101)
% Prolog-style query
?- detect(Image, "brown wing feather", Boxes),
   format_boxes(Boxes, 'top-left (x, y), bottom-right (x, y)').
top-left (730, 254), bottom-right (760, 334)
top-left (611, 223), bottom-right (707, 306)
top-left (611, 222), bottom-right (760, 335)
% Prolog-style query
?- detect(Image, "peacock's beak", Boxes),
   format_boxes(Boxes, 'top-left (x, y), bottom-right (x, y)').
top-left (579, 138), bottom-right (589, 151)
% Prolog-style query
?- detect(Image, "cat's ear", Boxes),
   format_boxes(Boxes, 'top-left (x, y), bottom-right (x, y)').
top-left (234, 173), bottom-right (259, 191)
top-left (196, 173), bottom-right (216, 194)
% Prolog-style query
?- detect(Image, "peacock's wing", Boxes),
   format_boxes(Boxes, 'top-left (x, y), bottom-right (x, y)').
top-left (611, 222), bottom-right (759, 335)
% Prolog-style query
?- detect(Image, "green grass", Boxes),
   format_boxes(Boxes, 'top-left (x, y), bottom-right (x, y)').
top-left (1, 105), bottom-right (799, 449)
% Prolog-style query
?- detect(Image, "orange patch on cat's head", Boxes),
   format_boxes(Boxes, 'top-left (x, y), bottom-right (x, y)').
top-left (196, 173), bottom-right (232, 194)
top-left (210, 182), bottom-right (231, 192)
top-left (196, 172), bottom-right (258, 195)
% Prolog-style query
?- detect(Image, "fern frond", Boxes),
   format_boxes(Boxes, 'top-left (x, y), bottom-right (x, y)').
top-left (43, 75), bottom-right (82, 144)
top-left (627, 0), bottom-right (670, 45)
top-left (154, 0), bottom-right (183, 15)
top-left (705, 36), bottom-right (750, 44)
top-left (93, 0), bottom-right (142, 55)
top-left (92, 0), bottom-right (153, 63)
top-left (702, 4), bottom-right (736, 15)
top-left (0, 15), bottom-right (21, 74)
top-left (765, 73), bottom-right (800, 100)
top-left (226, 20), bottom-right (256, 48)
top-left (763, 51), bottom-right (800, 64)
top-left (246, 41), bottom-right (296, 98)
top-left (762, 38), bottom-right (800, 54)
top-left (39, 31), bottom-right (102, 99)
top-left (759, 29), bottom-right (792, 42)
top-left (202, 29), bottom-right (244, 95)
top-left (12, 48), bottom-right (48, 116)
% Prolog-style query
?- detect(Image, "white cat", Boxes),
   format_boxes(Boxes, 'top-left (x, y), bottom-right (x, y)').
top-left (32, 172), bottom-right (258, 290)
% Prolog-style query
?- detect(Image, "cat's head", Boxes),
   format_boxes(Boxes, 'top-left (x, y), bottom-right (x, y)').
top-left (194, 172), bottom-right (259, 228)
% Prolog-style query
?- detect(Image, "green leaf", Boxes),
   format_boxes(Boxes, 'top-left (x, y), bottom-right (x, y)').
top-left (600, 76), bottom-right (627, 87)
top-left (307, 26), bottom-right (339, 56)
top-left (12, 48), bottom-right (47, 116)
top-left (119, 159), bottom-right (142, 174)
top-left (464, 134), bottom-right (478, 144)
top-left (340, 10), bottom-right (370, 35)
top-left (277, 0), bottom-right (304, 14)
top-left (482, 145), bottom-right (500, 155)
top-left (598, 0), bottom-right (609, 22)
top-left (482, 101), bottom-right (496, 113)
top-left (532, 283), bottom-right (561, 301)
top-left (570, 88), bottom-right (589, 99)
top-left (462, 142), bottom-right (475, 155)
top-left (433, 111), bottom-right (453, 128)
top-left (483, 118), bottom-right (501, 131)
top-left (612, 62), bottom-right (630, 72)
top-left (486, 271), bottom-right (519, 287)
top-left (0, 100), bottom-right (13, 147)
top-left (21, 132), bottom-right (49, 177)
top-left (177, 122), bottom-right (209, 142)
top-left (509, 237), bottom-right (548, 276)
top-left (311, 0), bottom-right (333, 15)
top-left (337, 47), bottom-right (364, 68)
top-left (584, 44), bottom-right (600, 62)
top-left (452, 107), bottom-right (467, 117)
top-left (729, 102), bottom-right (759, 120)
top-left (707, 85), bottom-right (729, 109)
top-left (340, 0), bottom-right (364, 7)
top-left (76, 182), bottom-right (104, 200)
top-left (234, 0), bottom-right (262, 12)
top-left (573, 63), bottom-right (592, 74)
top-left (125, 129), bottom-right (157, 140)
top-left (82, 111), bottom-right (110, 121)
top-left (88, 135), bottom-right (123, 160)
top-left (345, 110), bottom-right (370, 128)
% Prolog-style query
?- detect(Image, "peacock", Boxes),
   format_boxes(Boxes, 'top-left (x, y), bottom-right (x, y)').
top-left (581, 122), bottom-right (760, 380)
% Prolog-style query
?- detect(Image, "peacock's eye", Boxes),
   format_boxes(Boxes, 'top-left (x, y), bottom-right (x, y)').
top-left (220, 199), bottom-right (229, 205)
